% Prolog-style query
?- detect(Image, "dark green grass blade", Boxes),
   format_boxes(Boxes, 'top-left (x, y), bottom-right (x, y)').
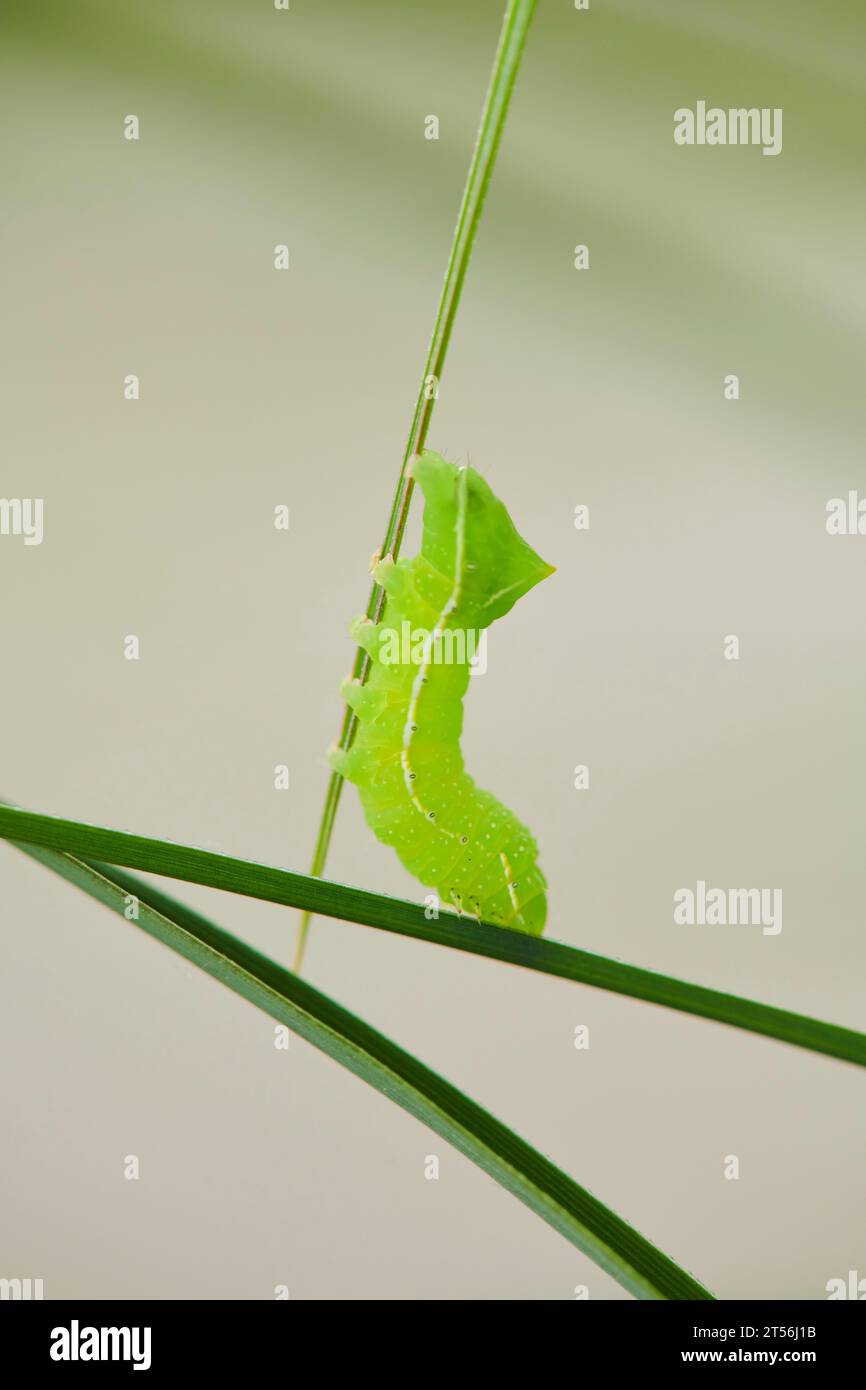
top-left (7, 835), bottom-right (712, 1300)
top-left (1, 804), bottom-right (862, 1068)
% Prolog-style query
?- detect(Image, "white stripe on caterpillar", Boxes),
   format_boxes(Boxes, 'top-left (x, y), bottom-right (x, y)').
top-left (399, 466), bottom-right (467, 837)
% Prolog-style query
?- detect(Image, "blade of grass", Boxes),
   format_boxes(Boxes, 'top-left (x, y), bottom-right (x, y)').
top-left (2, 804), bottom-right (862, 1068)
top-left (296, 0), bottom-right (539, 972)
top-left (7, 836), bottom-right (712, 1300)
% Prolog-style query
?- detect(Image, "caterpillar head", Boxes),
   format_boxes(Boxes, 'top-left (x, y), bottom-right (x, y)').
top-left (409, 451), bottom-right (555, 624)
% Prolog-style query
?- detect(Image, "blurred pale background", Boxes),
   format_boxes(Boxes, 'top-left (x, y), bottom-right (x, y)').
top-left (1, 0), bottom-right (864, 1299)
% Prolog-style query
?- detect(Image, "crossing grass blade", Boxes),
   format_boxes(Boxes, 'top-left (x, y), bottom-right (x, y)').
top-left (7, 832), bottom-right (713, 1301)
top-left (1, 803), bottom-right (862, 1068)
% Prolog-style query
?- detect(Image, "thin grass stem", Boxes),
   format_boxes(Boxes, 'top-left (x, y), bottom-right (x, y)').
top-left (295, 0), bottom-right (538, 972)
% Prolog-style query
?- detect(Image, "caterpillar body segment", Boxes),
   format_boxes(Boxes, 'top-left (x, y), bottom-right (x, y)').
top-left (330, 450), bottom-right (554, 936)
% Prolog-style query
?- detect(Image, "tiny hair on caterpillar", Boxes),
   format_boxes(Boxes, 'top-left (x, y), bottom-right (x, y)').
top-left (329, 450), bottom-right (554, 935)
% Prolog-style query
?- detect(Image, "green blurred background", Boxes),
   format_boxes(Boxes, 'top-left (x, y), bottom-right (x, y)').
top-left (1, 0), bottom-right (864, 1299)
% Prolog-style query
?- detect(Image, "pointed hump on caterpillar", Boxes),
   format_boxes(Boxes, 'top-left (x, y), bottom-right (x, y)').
top-left (407, 450), bottom-right (555, 624)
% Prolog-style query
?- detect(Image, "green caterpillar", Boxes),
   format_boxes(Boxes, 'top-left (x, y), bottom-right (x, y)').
top-left (330, 451), bottom-right (554, 935)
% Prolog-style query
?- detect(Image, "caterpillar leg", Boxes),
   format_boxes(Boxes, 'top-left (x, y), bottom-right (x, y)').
top-left (339, 674), bottom-right (378, 718)
top-left (329, 737), bottom-right (401, 791)
top-left (327, 742), bottom-right (356, 779)
top-left (372, 554), bottom-right (404, 595)
top-left (443, 888), bottom-right (481, 921)
top-left (349, 615), bottom-right (384, 658)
